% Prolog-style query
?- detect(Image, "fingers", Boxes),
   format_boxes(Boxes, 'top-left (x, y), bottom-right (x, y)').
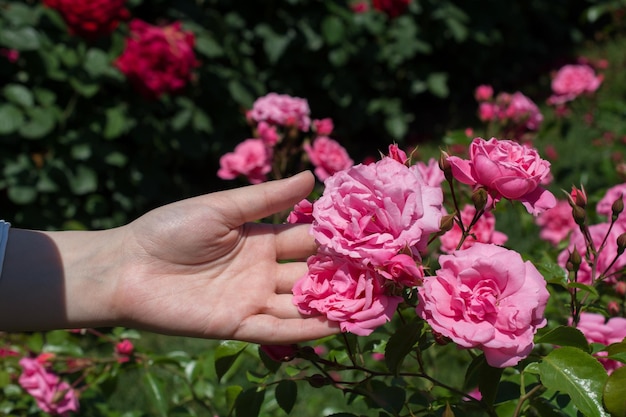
top-left (235, 314), bottom-right (340, 344)
top-left (213, 171), bottom-right (315, 228)
top-left (273, 223), bottom-right (317, 260)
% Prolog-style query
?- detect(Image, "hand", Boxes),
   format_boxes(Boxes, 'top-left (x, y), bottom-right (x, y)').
top-left (111, 171), bottom-right (338, 343)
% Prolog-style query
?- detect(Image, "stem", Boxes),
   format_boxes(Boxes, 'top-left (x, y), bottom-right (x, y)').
top-left (512, 384), bottom-right (544, 417)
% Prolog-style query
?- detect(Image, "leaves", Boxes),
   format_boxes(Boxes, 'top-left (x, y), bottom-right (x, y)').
top-left (385, 319), bottom-right (423, 374)
top-left (538, 347), bottom-right (610, 417)
top-left (536, 326), bottom-right (591, 353)
top-left (604, 366), bottom-right (626, 417)
top-left (214, 341), bottom-right (248, 381)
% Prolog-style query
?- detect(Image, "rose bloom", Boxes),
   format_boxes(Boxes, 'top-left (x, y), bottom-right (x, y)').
top-left (313, 118), bottom-right (334, 136)
top-left (217, 139), bottom-right (272, 184)
top-left (558, 221), bottom-right (626, 285)
top-left (596, 182), bottom-right (626, 218)
top-left (378, 253), bottom-right (424, 287)
top-left (293, 253), bottom-right (402, 336)
top-left (311, 157), bottom-right (443, 266)
top-left (248, 93), bottom-right (311, 132)
top-left (286, 199), bottom-right (314, 224)
top-left (372, 0), bottom-right (411, 17)
top-left (43, 0), bottom-right (129, 39)
top-left (535, 199), bottom-right (577, 246)
top-left (115, 19), bottom-right (198, 99)
top-left (474, 84), bottom-right (493, 102)
top-left (439, 205), bottom-right (508, 253)
top-left (575, 312), bottom-right (626, 374)
top-left (19, 358), bottom-right (80, 416)
top-left (502, 91), bottom-right (543, 131)
top-left (548, 64), bottom-right (603, 105)
top-left (447, 137), bottom-right (556, 215)
top-left (304, 136), bottom-right (354, 181)
top-left (387, 144), bottom-right (408, 164)
top-left (414, 158), bottom-right (445, 188)
top-left (417, 243), bottom-right (549, 368)
top-left (478, 102), bottom-right (496, 122)
top-left (0, 48), bottom-right (19, 63)
top-left (256, 121), bottom-right (280, 146)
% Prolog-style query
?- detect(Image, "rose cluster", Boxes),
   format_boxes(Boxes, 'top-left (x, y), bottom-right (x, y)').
top-left (43, 0), bottom-right (129, 39)
top-left (218, 93), bottom-right (353, 184)
top-left (474, 86), bottom-right (543, 134)
top-left (293, 149), bottom-right (443, 336)
top-left (18, 356), bottom-right (80, 416)
top-left (115, 20), bottom-right (199, 99)
top-left (547, 63), bottom-right (603, 106)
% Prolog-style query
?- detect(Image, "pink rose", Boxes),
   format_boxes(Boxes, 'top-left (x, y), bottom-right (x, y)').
top-left (503, 92), bottom-right (543, 131)
top-left (304, 136), bottom-right (354, 181)
top-left (43, 0), bottom-right (129, 39)
top-left (535, 200), bottom-right (577, 246)
top-left (597, 183), bottom-right (626, 218)
top-left (474, 84), bottom-right (493, 102)
top-left (548, 64), bottom-right (603, 105)
top-left (286, 199), bottom-right (314, 224)
top-left (256, 121), bottom-right (280, 146)
top-left (19, 358), bottom-right (80, 416)
top-left (558, 221), bottom-right (626, 285)
top-left (311, 157), bottom-right (443, 266)
top-left (439, 205), bottom-right (508, 253)
top-left (575, 312), bottom-right (626, 374)
top-left (313, 118), bottom-right (334, 136)
top-left (387, 144), bottom-right (409, 164)
top-left (217, 139), bottom-right (272, 184)
top-left (0, 48), bottom-right (19, 63)
top-left (447, 137), bottom-right (556, 215)
top-left (248, 93), bottom-right (311, 131)
top-left (378, 253), bottom-right (424, 287)
top-left (478, 102), bottom-right (496, 122)
top-left (115, 19), bottom-right (198, 99)
top-left (417, 243), bottom-right (549, 368)
top-left (414, 158), bottom-right (445, 188)
top-left (293, 253), bottom-right (402, 336)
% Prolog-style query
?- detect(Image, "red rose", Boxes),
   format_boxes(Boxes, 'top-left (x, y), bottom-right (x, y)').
top-left (43, 0), bottom-right (129, 39)
top-left (372, 0), bottom-right (411, 17)
top-left (115, 19), bottom-right (199, 99)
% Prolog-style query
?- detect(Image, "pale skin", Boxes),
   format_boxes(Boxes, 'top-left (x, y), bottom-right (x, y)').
top-left (0, 171), bottom-right (339, 344)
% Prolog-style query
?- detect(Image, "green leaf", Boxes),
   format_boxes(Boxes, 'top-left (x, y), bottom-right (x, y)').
top-left (84, 48), bottom-right (111, 78)
top-left (4, 84), bottom-right (34, 108)
top-left (427, 72), bottom-right (449, 98)
top-left (537, 262), bottom-right (568, 287)
top-left (568, 282), bottom-right (599, 298)
top-left (69, 78), bottom-right (100, 97)
top-left (215, 341), bottom-right (248, 381)
top-left (464, 354), bottom-right (502, 407)
top-left (225, 385), bottom-right (243, 414)
top-left (143, 372), bottom-right (168, 417)
top-left (19, 107), bottom-right (55, 139)
top-left (366, 380), bottom-right (406, 414)
top-left (171, 108), bottom-right (193, 131)
top-left (536, 326), bottom-right (591, 353)
top-left (321, 15), bottom-right (345, 45)
top-left (228, 80), bottom-right (254, 107)
top-left (195, 35), bottom-right (224, 58)
top-left (4, 3), bottom-right (40, 26)
top-left (69, 165), bottom-right (97, 195)
top-left (276, 380), bottom-right (297, 414)
top-left (104, 106), bottom-right (130, 139)
top-left (603, 366), bottom-right (626, 417)
top-left (0, 103), bottom-right (24, 134)
top-left (538, 347), bottom-right (609, 417)
top-left (0, 27), bottom-right (40, 50)
top-left (385, 318), bottom-right (423, 374)
top-left (8, 185), bottom-right (37, 204)
top-left (235, 387), bottom-right (265, 417)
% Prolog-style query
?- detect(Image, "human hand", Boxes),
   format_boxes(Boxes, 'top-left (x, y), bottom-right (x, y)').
top-left (111, 171), bottom-right (338, 344)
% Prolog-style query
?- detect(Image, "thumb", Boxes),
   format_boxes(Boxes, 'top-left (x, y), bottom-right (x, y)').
top-left (212, 171), bottom-right (315, 227)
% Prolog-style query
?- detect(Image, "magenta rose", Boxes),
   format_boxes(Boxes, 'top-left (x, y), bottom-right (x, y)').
top-left (311, 157), bottom-right (443, 266)
top-left (313, 118), bottom-right (334, 136)
top-left (575, 312), bottom-right (626, 374)
top-left (502, 92), bottom-right (543, 131)
top-left (293, 253), bottom-right (402, 336)
top-left (217, 139), bottom-right (272, 184)
top-left (535, 200), bottom-right (577, 246)
top-left (386, 144), bottom-right (409, 165)
top-left (548, 64), bottom-right (603, 105)
top-left (417, 243), bottom-right (549, 367)
top-left (19, 358), bottom-right (80, 416)
top-left (597, 182), bottom-right (626, 218)
top-left (248, 93), bottom-right (311, 131)
top-left (474, 84), bottom-right (494, 102)
top-left (43, 0), bottom-right (129, 39)
top-left (372, 0), bottom-right (411, 17)
top-left (447, 137), bottom-right (556, 215)
top-left (439, 204), bottom-right (508, 253)
top-left (378, 253), bottom-right (424, 287)
top-left (115, 19), bottom-right (198, 99)
top-left (304, 136), bottom-right (354, 181)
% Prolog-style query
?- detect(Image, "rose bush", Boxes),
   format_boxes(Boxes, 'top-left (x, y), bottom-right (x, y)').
top-left (42, 0), bottom-right (129, 39)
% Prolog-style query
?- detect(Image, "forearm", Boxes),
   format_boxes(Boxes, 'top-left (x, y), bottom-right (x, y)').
top-left (0, 228), bottom-right (123, 332)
